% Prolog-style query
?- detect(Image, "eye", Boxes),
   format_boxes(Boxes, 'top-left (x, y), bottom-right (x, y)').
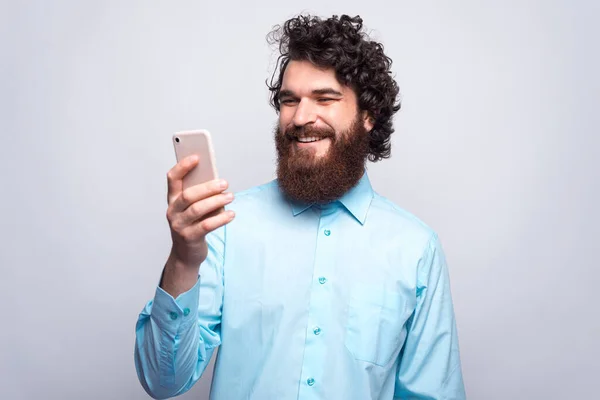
top-left (317, 98), bottom-right (335, 104)
top-left (280, 98), bottom-right (298, 106)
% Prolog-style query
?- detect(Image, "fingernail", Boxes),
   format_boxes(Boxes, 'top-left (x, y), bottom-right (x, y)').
top-left (189, 155), bottom-right (199, 163)
top-left (219, 180), bottom-right (227, 189)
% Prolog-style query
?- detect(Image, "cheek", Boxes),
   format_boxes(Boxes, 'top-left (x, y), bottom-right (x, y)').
top-left (279, 108), bottom-right (294, 129)
top-left (322, 104), bottom-right (356, 131)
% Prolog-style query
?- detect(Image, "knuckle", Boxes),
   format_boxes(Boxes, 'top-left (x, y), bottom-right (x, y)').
top-left (191, 201), bottom-right (204, 218)
top-left (170, 217), bottom-right (184, 234)
top-left (172, 223), bottom-right (183, 236)
top-left (181, 189), bottom-right (192, 204)
top-left (165, 208), bottom-right (175, 223)
top-left (199, 219), bottom-right (211, 233)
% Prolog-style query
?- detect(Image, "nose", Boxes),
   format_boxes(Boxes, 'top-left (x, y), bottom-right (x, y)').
top-left (292, 98), bottom-right (317, 127)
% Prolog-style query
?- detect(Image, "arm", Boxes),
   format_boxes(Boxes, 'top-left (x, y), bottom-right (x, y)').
top-left (134, 230), bottom-right (225, 399)
top-left (394, 234), bottom-right (466, 400)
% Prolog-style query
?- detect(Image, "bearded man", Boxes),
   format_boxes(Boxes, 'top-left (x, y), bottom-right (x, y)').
top-left (135, 14), bottom-right (466, 400)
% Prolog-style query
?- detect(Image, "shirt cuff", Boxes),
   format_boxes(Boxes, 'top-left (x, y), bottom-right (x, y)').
top-left (150, 277), bottom-right (201, 332)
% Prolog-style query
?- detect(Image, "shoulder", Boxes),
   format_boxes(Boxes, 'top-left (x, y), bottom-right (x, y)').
top-left (369, 191), bottom-right (438, 249)
top-left (368, 192), bottom-right (450, 282)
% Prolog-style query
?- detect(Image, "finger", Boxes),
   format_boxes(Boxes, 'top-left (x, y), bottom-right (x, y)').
top-left (180, 210), bottom-right (236, 240)
top-left (179, 192), bottom-right (234, 226)
top-left (171, 179), bottom-right (229, 213)
top-left (167, 155), bottom-right (199, 204)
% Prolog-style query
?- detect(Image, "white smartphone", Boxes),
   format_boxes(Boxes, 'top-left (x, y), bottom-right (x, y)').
top-left (172, 129), bottom-right (220, 191)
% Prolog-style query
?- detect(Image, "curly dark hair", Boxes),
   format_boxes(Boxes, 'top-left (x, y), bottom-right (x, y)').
top-left (266, 14), bottom-right (401, 162)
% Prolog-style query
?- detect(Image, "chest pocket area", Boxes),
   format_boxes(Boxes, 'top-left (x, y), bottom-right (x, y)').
top-left (344, 287), bottom-right (408, 367)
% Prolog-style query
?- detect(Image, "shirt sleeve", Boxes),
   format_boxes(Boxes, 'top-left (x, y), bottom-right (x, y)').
top-left (134, 229), bottom-right (225, 399)
top-left (394, 233), bottom-right (466, 400)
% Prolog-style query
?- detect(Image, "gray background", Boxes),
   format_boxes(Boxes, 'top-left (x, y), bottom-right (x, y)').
top-left (1, 0), bottom-right (598, 399)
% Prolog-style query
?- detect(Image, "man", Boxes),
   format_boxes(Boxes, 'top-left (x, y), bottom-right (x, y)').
top-left (135, 14), bottom-right (466, 400)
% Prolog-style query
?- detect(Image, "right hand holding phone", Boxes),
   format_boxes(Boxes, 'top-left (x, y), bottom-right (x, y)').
top-left (166, 155), bottom-right (235, 269)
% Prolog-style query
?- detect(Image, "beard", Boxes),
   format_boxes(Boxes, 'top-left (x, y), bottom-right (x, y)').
top-left (274, 115), bottom-right (369, 204)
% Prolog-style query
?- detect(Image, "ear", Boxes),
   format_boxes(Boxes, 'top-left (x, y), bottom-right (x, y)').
top-left (361, 110), bottom-right (374, 132)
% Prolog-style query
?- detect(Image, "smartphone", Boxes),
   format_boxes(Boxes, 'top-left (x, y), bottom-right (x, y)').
top-left (172, 129), bottom-right (220, 191)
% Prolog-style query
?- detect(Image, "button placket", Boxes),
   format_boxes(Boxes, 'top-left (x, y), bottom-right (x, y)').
top-left (298, 205), bottom-right (337, 397)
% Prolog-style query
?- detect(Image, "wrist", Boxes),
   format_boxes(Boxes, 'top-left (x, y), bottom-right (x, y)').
top-left (168, 247), bottom-right (203, 271)
top-left (160, 252), bottom-right (200, 297)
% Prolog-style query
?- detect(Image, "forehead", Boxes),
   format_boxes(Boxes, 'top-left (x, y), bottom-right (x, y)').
top-left (281, 60), bottom-right (347, 94)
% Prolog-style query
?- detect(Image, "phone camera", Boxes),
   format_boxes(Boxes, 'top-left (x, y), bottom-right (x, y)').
top-left (175, 137), bottom-right (180, 143)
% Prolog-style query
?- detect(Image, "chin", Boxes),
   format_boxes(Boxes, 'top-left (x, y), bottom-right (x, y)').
top-left (293, 144), bottom-right (330, 158)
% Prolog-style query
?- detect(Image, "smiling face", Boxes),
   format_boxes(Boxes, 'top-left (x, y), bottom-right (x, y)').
top-left (277, 60), bottom-right (373, 159)
top-left (274, 60), bottom-right (374, 204)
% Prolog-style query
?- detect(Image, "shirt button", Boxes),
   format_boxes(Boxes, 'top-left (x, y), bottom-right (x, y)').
top-left (183, 308), bottom-right (190, 317)
top-left (313, 327), bottom-right (321, 335)
top-left (169, 312), bottom-right (178, 320)
top-left (307, 378), bottom-right (315, 386)
top-left (318, 276), bottom-right (327, 284)
top-left (324, 229), bottom-right (331, 236)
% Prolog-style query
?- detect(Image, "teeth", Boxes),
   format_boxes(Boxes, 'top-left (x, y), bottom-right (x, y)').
top-left (297, 137), bottom-right (321, 143)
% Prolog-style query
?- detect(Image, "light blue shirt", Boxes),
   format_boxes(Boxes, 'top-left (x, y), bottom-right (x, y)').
top-left (134, 172), bottom-right (465, 399)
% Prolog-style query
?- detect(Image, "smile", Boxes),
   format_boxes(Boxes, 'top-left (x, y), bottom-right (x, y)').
top-left (296, 137), bottom-right (324, 143)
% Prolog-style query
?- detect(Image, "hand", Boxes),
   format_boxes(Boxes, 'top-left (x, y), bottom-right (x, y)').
top-left (165, 155), bottom-right (235, 269)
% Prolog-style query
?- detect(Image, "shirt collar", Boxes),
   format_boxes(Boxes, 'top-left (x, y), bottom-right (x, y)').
top-left (287, 170), bottom-right (374, 225)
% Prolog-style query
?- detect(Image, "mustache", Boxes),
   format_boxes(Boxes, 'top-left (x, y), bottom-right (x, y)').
top-left (283, 125), bottom-right (336, 141)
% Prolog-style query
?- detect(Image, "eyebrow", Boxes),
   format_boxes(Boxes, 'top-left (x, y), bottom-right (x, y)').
top-left (279, 88), bottom-right (343, 98)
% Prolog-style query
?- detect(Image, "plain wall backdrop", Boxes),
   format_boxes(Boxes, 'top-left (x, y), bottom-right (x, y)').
top-left (1, 1), bottom-right (598, 399)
